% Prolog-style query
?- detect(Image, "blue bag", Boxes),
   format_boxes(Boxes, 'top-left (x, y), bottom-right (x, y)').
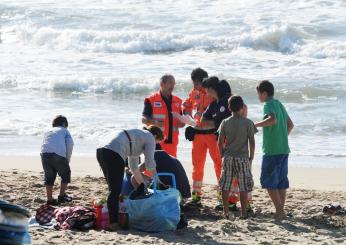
top-left (121, 173), bottom-right (134, 196)
top-left (125, 173), bottom-right (181, 232)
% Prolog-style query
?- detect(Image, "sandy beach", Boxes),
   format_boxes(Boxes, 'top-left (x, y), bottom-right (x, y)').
top-left (0, 155), bottom-right (345, 244)
top-left (1, 155), bottom-right (346, 191)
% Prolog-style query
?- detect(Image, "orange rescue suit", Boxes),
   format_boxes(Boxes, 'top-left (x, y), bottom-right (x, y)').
top-left (147, 91), bottom-right (182, 157)
top-left (183, 88), bottom-right (222, 194)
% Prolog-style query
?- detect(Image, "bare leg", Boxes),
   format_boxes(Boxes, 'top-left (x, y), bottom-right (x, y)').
top-left (222, 190), bottom-right (230, 219)
top-left (278, 189), bottom-right (287, 210)
top-left (46, 186), bottom-right (53, 201)
top-left (59, 182), bottom-right (68, 196)
top-left (267, 189), bottom-right (285, 220)
top-left (239, 191), bottom-right (248, 218)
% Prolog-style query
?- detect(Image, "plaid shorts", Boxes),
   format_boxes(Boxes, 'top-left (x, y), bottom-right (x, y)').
top-left (219, 156), bottom-right (254, 192)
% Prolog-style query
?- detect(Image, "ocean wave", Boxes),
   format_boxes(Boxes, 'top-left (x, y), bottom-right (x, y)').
top-left (239, 25), bottom-right (307, 53)
top-left (5, 26), bottom-right (232, 53)
top-left (1, 76), bottom-right (345, 104)
top-left (2, 23), bottom-right (345, 58)
top-left (299, 40), bottom-right (346, 59)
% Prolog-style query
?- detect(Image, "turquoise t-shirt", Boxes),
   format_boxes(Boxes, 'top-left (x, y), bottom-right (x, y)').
top-left (262, 98), bottom-right (290, 156)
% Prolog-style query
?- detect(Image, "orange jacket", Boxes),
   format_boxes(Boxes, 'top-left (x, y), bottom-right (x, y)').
top-left (147, 91), bottom-right (182, 145)
top-left (182, 88), bottom-right (214, 124)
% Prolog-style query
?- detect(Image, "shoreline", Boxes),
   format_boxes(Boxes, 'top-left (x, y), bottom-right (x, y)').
top-left (1, 155), bottom-right (346, 191)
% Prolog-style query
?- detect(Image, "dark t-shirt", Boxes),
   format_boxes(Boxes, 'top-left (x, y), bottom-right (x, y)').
top-left (202, 95), bottom-right (232, 130)
top-left (142, 93), bottom-right (174, 144)
top-left (154, 150), bottom-right (191, 198)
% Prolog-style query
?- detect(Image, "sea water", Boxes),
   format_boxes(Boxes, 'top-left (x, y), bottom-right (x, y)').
top-left (0, 0), bottom-right (345, 168)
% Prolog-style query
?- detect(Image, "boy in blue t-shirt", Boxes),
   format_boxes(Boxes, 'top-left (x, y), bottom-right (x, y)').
top-left (255, 80), bottom-right (294, 221)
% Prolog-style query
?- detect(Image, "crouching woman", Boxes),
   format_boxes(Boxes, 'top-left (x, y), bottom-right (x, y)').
top-left (96, 126), bottom-right (164, 231)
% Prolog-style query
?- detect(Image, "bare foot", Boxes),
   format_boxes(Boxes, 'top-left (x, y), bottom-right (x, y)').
top-left (274, 211), bottom-right (286, 222)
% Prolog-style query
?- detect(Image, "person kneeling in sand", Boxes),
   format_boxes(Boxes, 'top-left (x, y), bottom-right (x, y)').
top-left (218, 96), bottom-right (257, 219)
top-left (130, 148), bottom-right (191, 203)
top-left (96, 126), bottom-right (164, 231)
top-left (40, 115), bottom-right (74, 205)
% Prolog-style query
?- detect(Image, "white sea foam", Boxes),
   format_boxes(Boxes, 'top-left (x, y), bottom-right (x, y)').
top-left (2, 24), bottom-right (346, 59)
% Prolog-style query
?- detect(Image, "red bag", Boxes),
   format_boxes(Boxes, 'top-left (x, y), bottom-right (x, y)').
top-left (35, 204), bottom-right (56, 225)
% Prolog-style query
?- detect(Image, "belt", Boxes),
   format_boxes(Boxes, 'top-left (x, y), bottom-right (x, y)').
top-left (194, 128), bottom-right (216, 135)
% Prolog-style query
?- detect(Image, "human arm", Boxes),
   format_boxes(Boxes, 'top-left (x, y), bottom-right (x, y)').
top-left (142, 135), bottom-right (157, 174)
top-left (177, 110), bottom-right (186, 128)
top-left (255, 113), bottom-right (277, 128)
top-left (217, 121), bottom-right (226, 157)
top-left (287, 115), bottom-right (294, 135)
top-left (249, 135), bottom-right (255, 162)
top-left (182, 92), bottom-right (193, 116)
top-left (65, 130), bottom-right (74, 163)
top-left (197, 104), bottom-right (216, 129)
top-left (248, 121), bottom-right (258, 162)
top-left (218, 133), bottom-right (226, 158)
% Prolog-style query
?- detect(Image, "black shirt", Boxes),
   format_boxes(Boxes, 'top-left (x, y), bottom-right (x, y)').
top-left (142, 92), bottom-right (174, 144)
top-left (202, 95), bottom-right (232, 130)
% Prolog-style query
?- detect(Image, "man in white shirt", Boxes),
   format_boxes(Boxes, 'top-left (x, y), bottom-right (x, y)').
top-left (41, 115), bottom-right (74, 205)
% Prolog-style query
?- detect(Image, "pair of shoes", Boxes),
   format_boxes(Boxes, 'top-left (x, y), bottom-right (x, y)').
top-left (47, 199), bottom-right (59, 206)
top-left (214, 203), bottom-right (238, 211)
top-left (323, 204), bottom-right (344, 215)
top-left (215, 204), bottom-right (223, 211)
top-left (191, 191), bottom-right (202, 205)
top-left (58, 194), bottom-right (73, 203)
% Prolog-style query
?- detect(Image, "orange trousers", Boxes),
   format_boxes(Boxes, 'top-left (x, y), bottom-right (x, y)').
top-left (192, 134), bottom-right (221, 192)
top-left (160, 142), bottom-right (178, 158)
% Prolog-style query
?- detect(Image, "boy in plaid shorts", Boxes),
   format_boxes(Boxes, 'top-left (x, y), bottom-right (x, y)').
top-left (218, 95), bottom-right (257, 219)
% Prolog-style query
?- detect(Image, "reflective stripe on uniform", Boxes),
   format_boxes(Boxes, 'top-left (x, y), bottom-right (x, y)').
top-left (192, 181), bottom-right (203, 191)
top-left (153, 114), bottom-right (166, 119)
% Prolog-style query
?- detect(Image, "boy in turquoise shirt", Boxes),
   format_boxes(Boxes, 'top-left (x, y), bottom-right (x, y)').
top-left (255, 80), bottom-right (294, 221)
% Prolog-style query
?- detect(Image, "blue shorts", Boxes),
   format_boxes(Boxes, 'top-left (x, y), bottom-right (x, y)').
top-left (260, 154), bottom-right (289, 189)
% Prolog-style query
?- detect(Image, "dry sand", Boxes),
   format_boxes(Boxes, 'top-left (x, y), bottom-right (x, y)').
top-left (0, 156), bottom-right (346, 244)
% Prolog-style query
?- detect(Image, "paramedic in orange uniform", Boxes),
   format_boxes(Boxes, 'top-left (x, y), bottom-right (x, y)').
top-left (182, 68), bottom-right (222, 204)
top-left (142, 74), bottom-right (184, 157)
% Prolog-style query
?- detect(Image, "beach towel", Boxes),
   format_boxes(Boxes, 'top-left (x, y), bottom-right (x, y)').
top-left (54, 206), bottom-right (96, 230)
top-left (35, 204), bottom-right (56, 225)
top-left (126, 173), bottom-right (181, 232)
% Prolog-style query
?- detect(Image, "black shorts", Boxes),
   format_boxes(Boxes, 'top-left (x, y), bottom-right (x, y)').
top-left (41, 153), bottom-right (71, 186)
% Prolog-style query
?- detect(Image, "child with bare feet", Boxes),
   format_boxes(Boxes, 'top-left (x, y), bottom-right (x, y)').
top-left (218, 96), bottom-right (257, 219)
top-left (255, 80), bottom-right (294, 222)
